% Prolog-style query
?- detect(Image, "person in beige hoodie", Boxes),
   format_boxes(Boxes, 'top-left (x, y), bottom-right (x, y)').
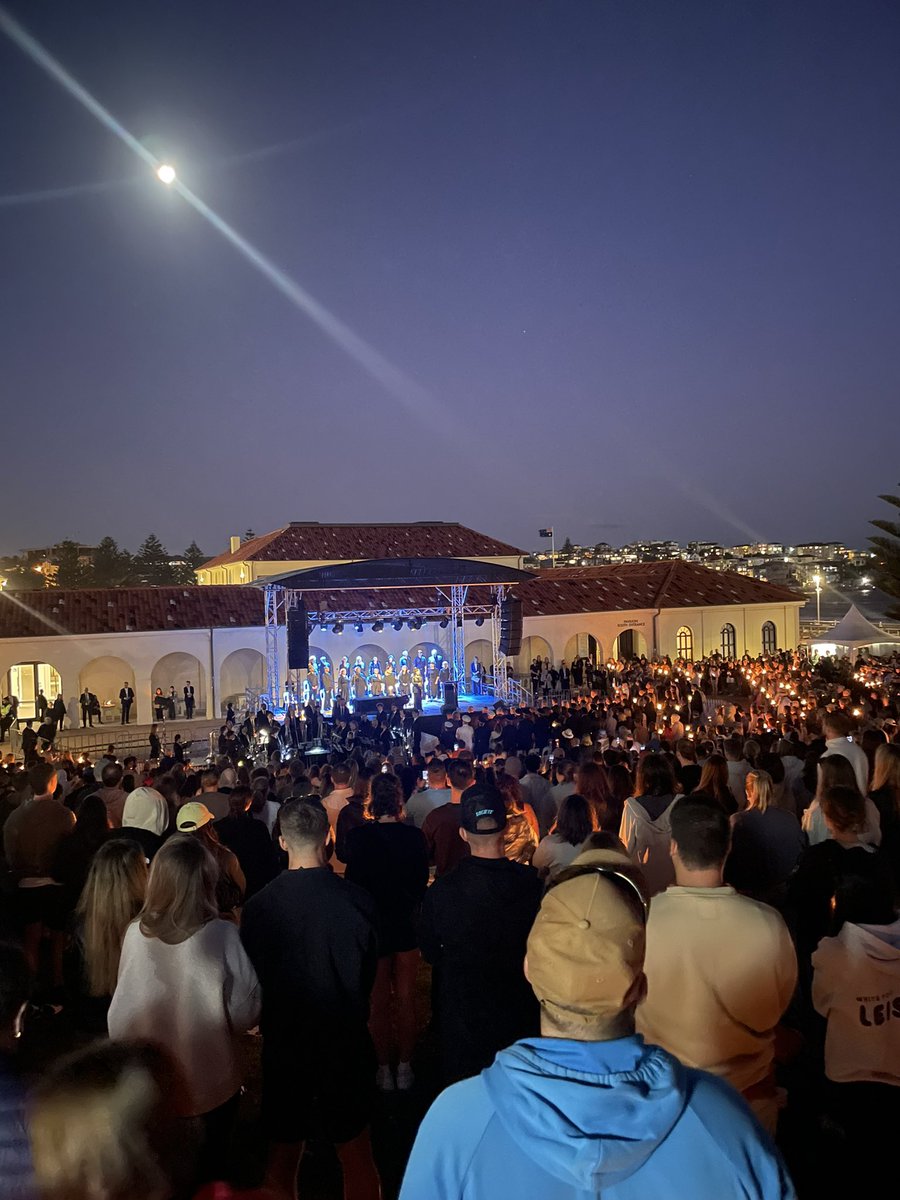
top-left (637, 794), bottom-right (797, 1133)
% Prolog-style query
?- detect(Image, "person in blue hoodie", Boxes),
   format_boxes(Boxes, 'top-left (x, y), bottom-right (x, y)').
top-left (0, 942), bottom-right (35, 1200)
top-left (400, 848), bottom-right (796, 1200)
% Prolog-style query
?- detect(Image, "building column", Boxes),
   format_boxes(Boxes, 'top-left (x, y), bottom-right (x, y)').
top-left (134, 671), bottom-right (154, 726)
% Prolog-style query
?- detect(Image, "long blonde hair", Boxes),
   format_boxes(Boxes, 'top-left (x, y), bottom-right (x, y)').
top-left (77, 842), bottom-right (148, 997)
top-left (745, 769), bottom-right (774, 813)
top-left (29, 1040), bottom-right (193, 1200)
top-left (138, 835), bottom-right (218, 945)
top-left (871, 744), bottom-right (900, 817)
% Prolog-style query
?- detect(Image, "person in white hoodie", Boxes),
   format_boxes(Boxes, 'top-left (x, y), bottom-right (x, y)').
top-left (108, 834), bottom-right (260, 1177)
top-left (619, 755), bottom-right (678, 895)
top-left (812, 876), bottom-right (900, 1170)
top-left (802, 754), bottom-right (881, 848)
top-left (819, 710), bottom-right (870, 795)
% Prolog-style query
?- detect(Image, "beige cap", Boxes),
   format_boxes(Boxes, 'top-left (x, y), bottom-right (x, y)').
top-left (527, 849), bottom-right (648, 1032)
top-left (175, 801), bottom-right (214, 832)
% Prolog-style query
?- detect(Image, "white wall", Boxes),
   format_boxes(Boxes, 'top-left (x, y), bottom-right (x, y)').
top-left (0, 600), bottom-right (805, 722)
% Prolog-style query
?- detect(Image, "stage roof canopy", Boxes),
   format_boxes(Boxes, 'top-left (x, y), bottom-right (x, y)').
top-left (253, 556), bottom-right (535, 591)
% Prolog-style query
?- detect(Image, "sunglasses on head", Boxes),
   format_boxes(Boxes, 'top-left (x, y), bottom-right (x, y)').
top-left (547, 862), bottom-right (650, 922)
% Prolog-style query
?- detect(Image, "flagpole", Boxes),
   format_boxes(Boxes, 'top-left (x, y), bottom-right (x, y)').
top-left (551, 529), bottom-right (555, 569)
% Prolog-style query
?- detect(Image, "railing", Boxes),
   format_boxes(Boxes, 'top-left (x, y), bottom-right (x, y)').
top-left (478, 673), bottom-right (533, 707)
top-left (56, 719), bottom-right (221, 760)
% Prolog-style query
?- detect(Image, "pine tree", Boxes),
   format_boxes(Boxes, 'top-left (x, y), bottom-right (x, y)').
top-left (242, 528), bottom-right (257, 543)
top-left (184, 540), bottom-right (206, 570)
top-left (561, 536), bottom-right (575, 556)
top-left (134, 534), bottom-right (175, 586)
top-left (870, 486), bottom-right (900, 620)
top-left (92, 536), bottom-right (133, 588)
top-left (52, 540), bottom-right (90, 589)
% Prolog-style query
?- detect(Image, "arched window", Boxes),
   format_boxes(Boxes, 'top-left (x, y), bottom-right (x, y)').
top-left (761, 621), bottom-right (777, 655)
top-left (720, 623), bottom-right (736, 658)
top-left (676, 625), bottom-right (693, 660)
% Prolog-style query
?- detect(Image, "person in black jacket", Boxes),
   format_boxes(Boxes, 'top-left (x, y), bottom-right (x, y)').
top-left (789, 785), bottom-right (895, 973)
top-left (345, 772), bottom-right (429, 1091)
top-left (214, 787), bottom-right (277, 899)
top-left (240, 800), bottom-right (380, 1200)
top-left (419, 781), bottom-right (543, 1085)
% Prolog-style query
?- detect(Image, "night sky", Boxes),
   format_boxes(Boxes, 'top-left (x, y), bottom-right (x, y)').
top-left (2, 0), bottom-right (898, 559)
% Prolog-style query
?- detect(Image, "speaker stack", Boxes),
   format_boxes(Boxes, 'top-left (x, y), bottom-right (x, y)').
top-left (286, 602), bottom-right (310, 669)
top-left (498, 597), bottom-right (523, 656)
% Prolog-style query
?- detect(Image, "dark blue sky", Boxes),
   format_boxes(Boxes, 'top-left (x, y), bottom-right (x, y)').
top-left (2, 0), bottom-right (898, 558)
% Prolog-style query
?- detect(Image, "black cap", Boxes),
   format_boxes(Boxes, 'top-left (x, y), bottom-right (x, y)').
top-left (460, 783), bottom-right (507, 834)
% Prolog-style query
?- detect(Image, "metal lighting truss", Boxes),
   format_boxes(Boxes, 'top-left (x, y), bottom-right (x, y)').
top-left (263, 584), bottom-right (286, 706)
top-left (490, 585), bottom-right (510, 702)
top-left (450, 584), bottom-right (468, 690)
top-left (264, 584), bottom-right (501, 698)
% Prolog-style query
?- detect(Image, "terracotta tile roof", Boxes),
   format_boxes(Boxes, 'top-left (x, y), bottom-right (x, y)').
top-left (515, 563), bottom-right (803, 617)
top-left (0, 586), bottom-right (264, 639)
top-left (0, 564), bottom-right (802, 640)
top-left (201, 523), bottom-right (524, 569)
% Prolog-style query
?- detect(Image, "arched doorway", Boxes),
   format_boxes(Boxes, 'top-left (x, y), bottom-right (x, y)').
top-left (79, 656), bottom-right (135, 723)
top-left (349, 643), bottom-right (391, 670)
top-left (465, 638), bottom-right (493, 694)
top-left (150, 652), bottom-right (205, 718)
top-left (218, 649), bottom-right (265, 714)
top-left (612, 629), bottom-right (648, 661)
top-left (563, 633), bottom-right (601, 666)
top-left (4, 661), bottom-right (62, 721)
top-left (515, 635), bottom-right (553, 677)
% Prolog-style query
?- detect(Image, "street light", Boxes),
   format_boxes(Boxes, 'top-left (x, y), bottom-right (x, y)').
top-left (156, 163), bottom-right (176, 185)
top-left (813, 574), bottom-right (822, 623)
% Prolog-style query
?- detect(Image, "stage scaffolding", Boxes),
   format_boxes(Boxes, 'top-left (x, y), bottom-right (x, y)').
top-left (261, 584), bottom-right (511, 706)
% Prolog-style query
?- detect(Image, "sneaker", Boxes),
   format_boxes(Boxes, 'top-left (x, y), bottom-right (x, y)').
top-left (396, 1062), bottom-right (414, 1091)
top-left (376, 1065), bottom-right (395, 1092)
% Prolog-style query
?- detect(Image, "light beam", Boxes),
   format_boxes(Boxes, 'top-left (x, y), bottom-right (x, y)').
top-left (0, 5), bottom-right (438, 423)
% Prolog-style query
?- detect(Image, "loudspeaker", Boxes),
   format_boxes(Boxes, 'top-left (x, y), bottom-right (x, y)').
top-left (287, 603), bottom-right (309, 669)
top-left (498, 597), bottom-right (523, 656)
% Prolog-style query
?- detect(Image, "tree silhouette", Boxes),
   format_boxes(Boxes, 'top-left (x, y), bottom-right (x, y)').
top-left (183, 541), bottom-right (206, 570)
top-left (93, 537), bottom-right (133, 588)
top-left (52, 541), bottom-right (90, 588)
top-left (870, 486), bottom-right (900, 620)
top-left (134, 534), bottom-right (175, 586)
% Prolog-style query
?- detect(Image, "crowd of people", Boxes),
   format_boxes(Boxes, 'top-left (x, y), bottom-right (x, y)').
top-left (1, 644), bottom-right (900, 1200)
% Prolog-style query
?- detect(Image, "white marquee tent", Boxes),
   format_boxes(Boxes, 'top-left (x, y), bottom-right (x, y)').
top-left (810, 604), bottom-right (900, 653)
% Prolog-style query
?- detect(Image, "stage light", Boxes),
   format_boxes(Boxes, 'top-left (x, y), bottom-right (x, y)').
top-left (372, 621), bottom-right (383, 632)
top-left (475, 616), bottom-right (485, 627)
top-left (355, 622), bottom-right (364, 634)
top-left (392, 619), bottom-right (403, 631)
top-left (333, 621), bottom-right (343, 634)
top-left (439, 617), bottom-right (449, 629)
top-left (156, 163), bottom-right (176, 184)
